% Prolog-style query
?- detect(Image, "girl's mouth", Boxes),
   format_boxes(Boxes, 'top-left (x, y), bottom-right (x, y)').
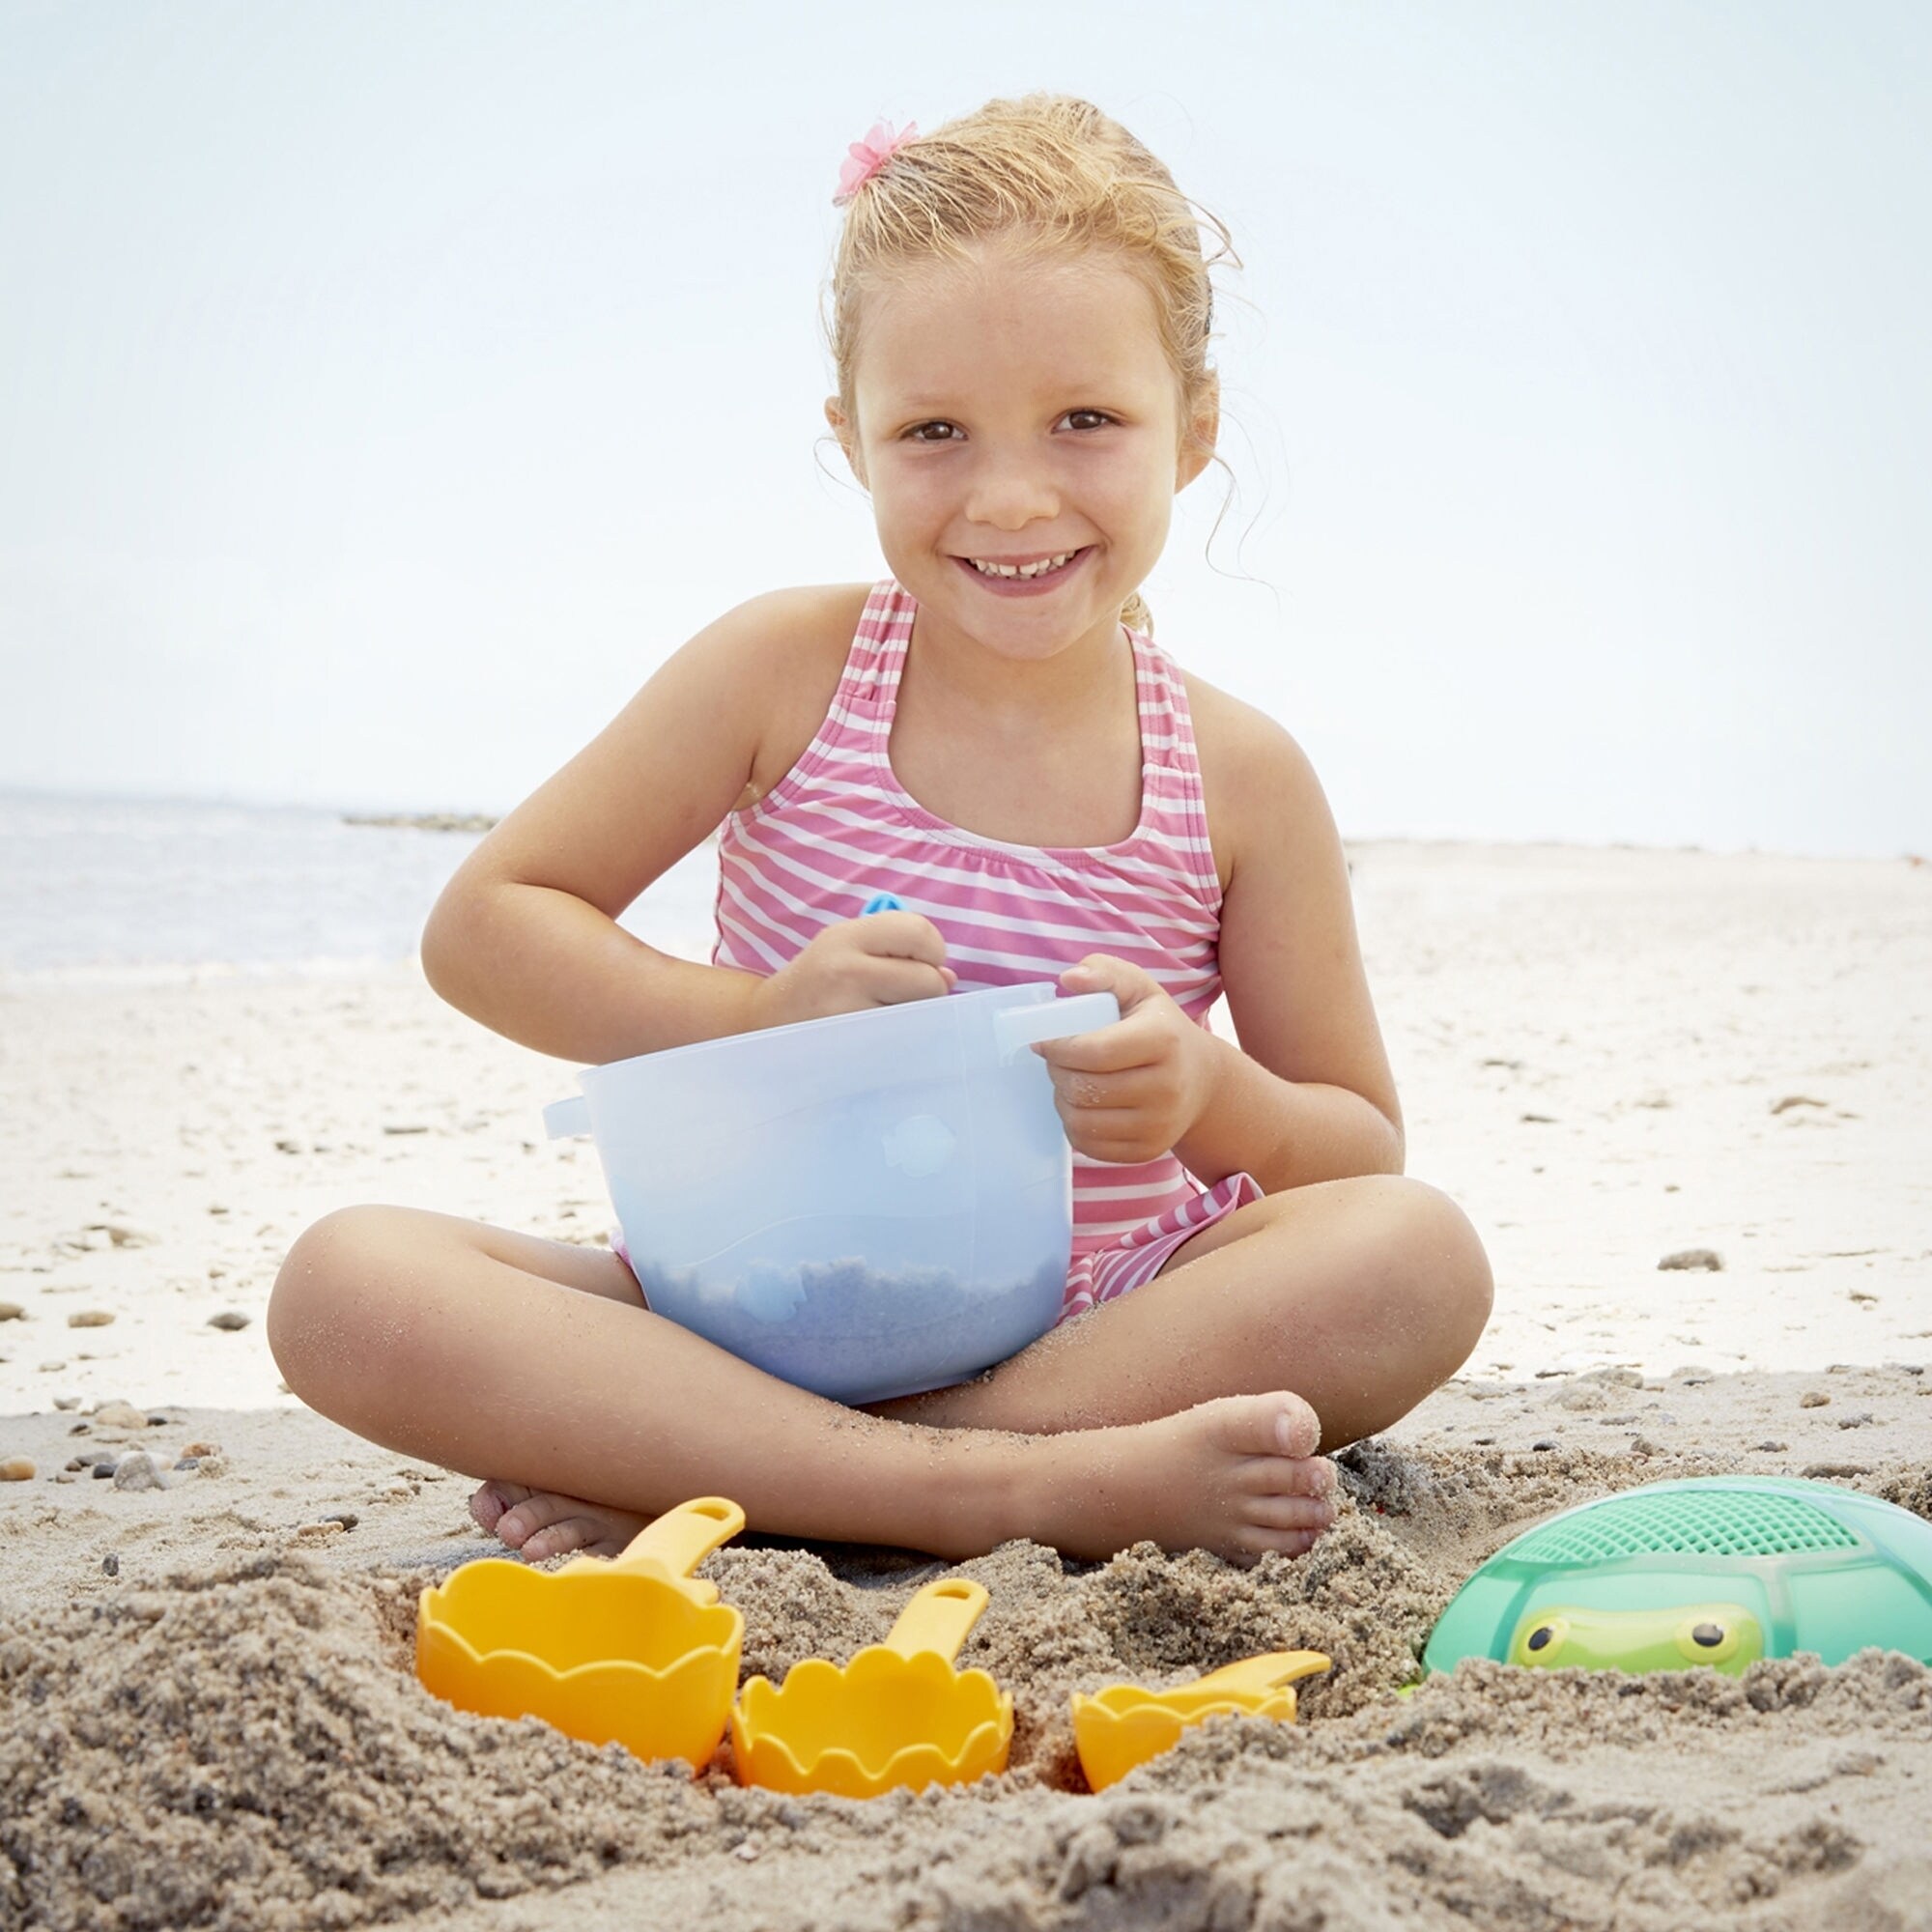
top-left (952, 547), bottom-right (1092, 596)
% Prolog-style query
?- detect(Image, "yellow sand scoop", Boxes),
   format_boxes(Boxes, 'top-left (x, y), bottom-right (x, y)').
top-left (414, 1495), bottom-right (745, 1768)
top-left (1071, 1649), bottom-right (1331, 1791)
top-left (731, 1577), bottom-right (1012, 1798)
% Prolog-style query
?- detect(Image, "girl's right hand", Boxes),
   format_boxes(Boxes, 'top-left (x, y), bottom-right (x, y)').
top-left (748, 912), bottom-right (957, 1030)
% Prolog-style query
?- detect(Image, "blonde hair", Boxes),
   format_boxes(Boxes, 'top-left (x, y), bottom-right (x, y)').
top-left (828, 95), bottom-right (1234, 637)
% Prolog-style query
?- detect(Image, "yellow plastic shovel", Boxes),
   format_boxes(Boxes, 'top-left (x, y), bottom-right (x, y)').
top-left (414, 1494), bottom-right (745, 1768)
top-left (1070, 1649), bottom-right (1331, 1791)
top-left (731, 1577), bottom-right (1012, 1798)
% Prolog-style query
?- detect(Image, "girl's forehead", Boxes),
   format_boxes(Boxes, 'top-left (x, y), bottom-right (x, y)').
top-left (853, 244), bottom-right (1170, 401)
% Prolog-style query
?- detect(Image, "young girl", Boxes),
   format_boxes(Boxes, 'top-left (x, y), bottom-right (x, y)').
top-left (268, 95), bottom-right (1492, 1567)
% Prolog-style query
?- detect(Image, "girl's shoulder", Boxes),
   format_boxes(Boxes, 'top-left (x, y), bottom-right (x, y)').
top-left (724, 582), bottom-right (874, 808)
top-left (1179, 668), bottom-right (1331, 893)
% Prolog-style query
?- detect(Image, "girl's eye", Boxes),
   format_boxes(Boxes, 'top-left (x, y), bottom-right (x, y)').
top-left (1062, 410), bottom-right (1115, 431)
top-left (905, 421), bottom-right (961, 443)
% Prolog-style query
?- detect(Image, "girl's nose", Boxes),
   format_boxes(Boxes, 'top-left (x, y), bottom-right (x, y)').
top-left (964, 451), bottom-right (1059, 531)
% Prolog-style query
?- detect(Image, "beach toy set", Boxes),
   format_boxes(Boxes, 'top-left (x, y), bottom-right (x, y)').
top-left (414, 1496), bottom-right (1328, 1793)
top-left (414, 1476), bottom-right (1932, 1794)
top-left (545, 980), bottom-right (1117, 1405)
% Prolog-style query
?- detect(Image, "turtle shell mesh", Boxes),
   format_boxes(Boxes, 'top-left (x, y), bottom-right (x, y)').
top-left (1508, 1489), bottom-right (1861, 1565)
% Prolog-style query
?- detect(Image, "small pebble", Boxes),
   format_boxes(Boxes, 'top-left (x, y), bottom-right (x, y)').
top-left (53, 1396), bottom-right (80, 1410)
top-left (101, 1553), bottom-right (120, 1577)
top-left (92, 1401), bottom-right (149, 1429)
top-left (1800, 1391), bottom-right (1831, 1409)
top-left (105, 1223), bottom-right (159, 1248)
top-left (1530, 1438), bottom-right (1556, 1452)
top-left (1632, 1435), bottom-right (1665, 1457)
top-left (324, 1510), bottom-right (359, 1532)
top-left (92, 1461), bottom-right (116, 1479)
top-left (0, 1457), bottom-right (34, 1481)
top-left (296, 1520), bottom-right (344, 1542)
top-left (68, 1310), bottom-right (117, 1328)
top-left (0, 1302), bottom-right (23, 1321)
top-left (173, 1457), bottom-right (200, 1471)
top-left (207, 1311), bottom-right (251, 1331)
top-left (68, 1421), bottom-right (91, 1435)
top-left (66, 1454), bottom-right (94, 1470)
top-left (1836, 1411), bottom-right (1875, 1430)
top-left (1658, 1248), bottom-right (1724, 1272)
top-left (183, 1440), bottom-right (221, 1459)
top-left (111, 1451), bottom-right (168, 1492)
top-left (1755, 1440), bottom-right (1789, 1452)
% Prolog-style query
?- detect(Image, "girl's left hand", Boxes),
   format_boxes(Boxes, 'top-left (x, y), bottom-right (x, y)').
top-left (1033, 955), bottom-right (1220, 1164)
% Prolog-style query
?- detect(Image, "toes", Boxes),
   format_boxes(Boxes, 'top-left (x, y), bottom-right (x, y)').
top-left (521, 1516), bottom-right (614, 1561)
top-left (1207, 1392), bottom-right (1321, 1463)
top-left (469, 1480), bottom-right (530, 1536)
top-left (1243, 1492), bottom-right (1336, 1536)
top-left (1230, 1521), bottom-right (1325, 1561)
top-left (1268, 1394), bottom-right (1321, 1460)
top-left (497, 1491), bottom-right (586, 1549)
top-left (1237, 1453), bottom-right (1338, 1500)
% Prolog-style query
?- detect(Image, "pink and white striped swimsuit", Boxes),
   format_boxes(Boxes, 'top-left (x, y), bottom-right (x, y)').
top-left (711, 579), bottom-right (1260, 1321)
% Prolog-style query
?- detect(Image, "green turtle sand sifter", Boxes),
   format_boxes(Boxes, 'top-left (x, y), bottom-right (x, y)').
top-left (1423, 1476), bottom-right (1932, 1678)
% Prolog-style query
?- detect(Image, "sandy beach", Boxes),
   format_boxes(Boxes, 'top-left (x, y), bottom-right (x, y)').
top-left (5, 840), bottom-right (1930, 1930)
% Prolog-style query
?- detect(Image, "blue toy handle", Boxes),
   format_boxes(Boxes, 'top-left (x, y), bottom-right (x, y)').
top-left (860, 891), bottom-right (905, 915)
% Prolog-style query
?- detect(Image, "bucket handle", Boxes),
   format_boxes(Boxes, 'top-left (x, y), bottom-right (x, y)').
top-left (991, 991), bottom-right (1120, 1062)
top-left (544, 1094), bottom-right (591, 1139)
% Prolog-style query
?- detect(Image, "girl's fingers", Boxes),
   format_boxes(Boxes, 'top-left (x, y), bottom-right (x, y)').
top-left (851, 910), bottom-right (951, 971)
top-left (1036, 1034), bottom-right (1144, 1081)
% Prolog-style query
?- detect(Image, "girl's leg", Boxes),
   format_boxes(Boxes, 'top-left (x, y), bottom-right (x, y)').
top-left (880, 1175), bottom-right (1493, 1448)
top-left (266, 1206), bottom-right (1334, 1564)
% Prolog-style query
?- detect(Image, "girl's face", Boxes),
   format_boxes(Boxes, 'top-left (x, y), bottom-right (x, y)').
top-left (831, 242), bottom-right (1215, 672)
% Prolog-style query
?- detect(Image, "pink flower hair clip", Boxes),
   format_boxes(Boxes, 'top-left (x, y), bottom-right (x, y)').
top-left (834, 120), bottom-right (918, 206)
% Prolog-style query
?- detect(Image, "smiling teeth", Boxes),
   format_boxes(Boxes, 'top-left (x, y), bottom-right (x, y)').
top-left (970, 551), bottom-right (1077, 579)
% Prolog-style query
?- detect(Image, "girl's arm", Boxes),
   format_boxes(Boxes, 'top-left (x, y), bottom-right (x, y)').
top-left (1177, 696), bottom-right (1405, 1192)
top-left (1033, 696), bottom-right (1402, 1195)
top-left (421, 586), bottom-right (856, 1064)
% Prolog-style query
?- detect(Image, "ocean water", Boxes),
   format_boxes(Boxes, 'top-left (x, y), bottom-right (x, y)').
top-left (0, 791), bottom-right (720, 977)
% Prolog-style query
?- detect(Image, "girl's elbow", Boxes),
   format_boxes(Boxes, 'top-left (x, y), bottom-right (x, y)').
top-left (418, 879), bottom-right (490, 1005)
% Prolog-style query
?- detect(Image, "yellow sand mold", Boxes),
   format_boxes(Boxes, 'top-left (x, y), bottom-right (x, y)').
top-left (414, 1494), bottom-right (745, 1769)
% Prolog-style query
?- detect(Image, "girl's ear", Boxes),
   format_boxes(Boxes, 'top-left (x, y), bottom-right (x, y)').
top-left (824, 396), bottom-right (867, 487)
top-left (1176, 374), bottom-right (1220, 491)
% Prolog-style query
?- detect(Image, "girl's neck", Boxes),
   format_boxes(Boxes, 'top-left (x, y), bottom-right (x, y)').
top-left (902, 604), bottom-right (1131, 726)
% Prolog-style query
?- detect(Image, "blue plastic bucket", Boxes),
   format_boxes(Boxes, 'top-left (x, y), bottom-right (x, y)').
top-left (545, 983), bottom-right (1118, 1402)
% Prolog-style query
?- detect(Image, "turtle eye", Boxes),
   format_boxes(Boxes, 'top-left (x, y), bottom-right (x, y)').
top-left (1526, 1626), bottom-right (1555, 1653)
top-left (1690, 1622), bottom-right (1725, 1649)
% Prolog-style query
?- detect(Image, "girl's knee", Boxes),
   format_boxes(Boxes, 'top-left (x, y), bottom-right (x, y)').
top-left (268, 1205), bottom-right (419, 1411)
top-left (1378, 1176), bottom-right (1493, 1358)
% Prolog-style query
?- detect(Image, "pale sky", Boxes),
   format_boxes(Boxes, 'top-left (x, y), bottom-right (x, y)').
top-left (2, 1), bottom-right (1927, 855)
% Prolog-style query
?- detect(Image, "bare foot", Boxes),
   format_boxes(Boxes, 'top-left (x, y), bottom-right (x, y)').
top-left (468, 1479), bottom-right (652, 1561)
top-left (1011, 1391), bottom-right (1338, 1562)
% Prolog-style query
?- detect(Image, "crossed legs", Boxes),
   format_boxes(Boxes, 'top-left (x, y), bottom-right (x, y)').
top-left (267, 1175), bottom-right (1491, 1563)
